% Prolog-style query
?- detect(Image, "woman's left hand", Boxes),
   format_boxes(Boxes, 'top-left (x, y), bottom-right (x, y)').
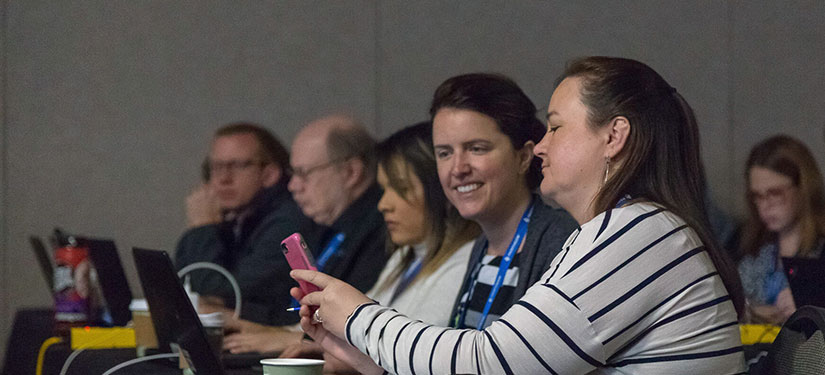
top-left (222, 317), bottom-right (302, 354)
top-left (290, 269), bottom-right (373, 338)
top-left (279, 340), bottom-right (323, 359)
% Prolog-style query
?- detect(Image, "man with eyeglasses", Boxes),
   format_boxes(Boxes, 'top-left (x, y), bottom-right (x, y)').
top-left (175, 122), bottom-right (316, 325)
top-left (218, 115), bottom-right (389, 354)
top-left (287, 114), bottom-right (388, 292)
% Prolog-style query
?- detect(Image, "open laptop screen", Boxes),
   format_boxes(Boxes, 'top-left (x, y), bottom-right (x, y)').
top-left (81, 237), bottom-right (133, 326)
top-left (132, 247), bottom-right (224, 374)
top-left (29, 236), bottom-right (54, 290)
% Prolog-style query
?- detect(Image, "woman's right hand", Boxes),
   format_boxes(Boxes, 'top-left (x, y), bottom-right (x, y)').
top-left (290, 269), bottom-right (373, 337)
top-left (290, 283), bottom-right (384, 375)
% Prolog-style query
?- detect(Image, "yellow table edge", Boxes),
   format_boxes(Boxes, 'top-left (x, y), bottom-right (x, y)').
top-left (740, 324), bottom-right (780, 345)
top-left (70, 326), bottom-right (136, 349)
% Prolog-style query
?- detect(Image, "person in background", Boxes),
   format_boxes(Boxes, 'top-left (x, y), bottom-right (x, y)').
top-left (222, 114), bottom-right (388, 352)
top-left (274, 122), bottom-right (481, 370)
top-left (288, 114), bottom-right (389, 300)
top-left (367, 121), bottom-right (480, 325)
top-left (291, 57), bottom-right (745, 374)
top-left (175, 122), bottom-right (315, 325)
top-left (738, 134), bottom-right (825, 324)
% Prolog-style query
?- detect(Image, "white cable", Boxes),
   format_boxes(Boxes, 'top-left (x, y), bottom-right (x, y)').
top-left (101, 352), bottom-right (180, 375)
top-left (177, 262), bottom-right (242, 320)
top-left (58, 348), bottom-right (85, 375)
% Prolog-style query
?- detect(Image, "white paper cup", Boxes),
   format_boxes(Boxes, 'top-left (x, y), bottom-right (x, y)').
top-left (129, 299), bottom-right (157, 356)
top-left (260, 358), bottom-right (324, 375)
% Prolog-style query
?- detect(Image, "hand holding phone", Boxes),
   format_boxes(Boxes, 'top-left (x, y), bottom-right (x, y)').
top-left (281, 233), bottom-right (322, 297)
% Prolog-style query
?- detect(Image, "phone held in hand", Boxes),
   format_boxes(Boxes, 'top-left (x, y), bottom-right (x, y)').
top-left (281, 233), bottom-right (322, 296)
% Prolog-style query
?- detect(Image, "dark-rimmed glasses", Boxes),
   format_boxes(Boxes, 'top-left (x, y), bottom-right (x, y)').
top-left (749, 183), bottom-right (797, 206)
top-left (208, 159), bottom-right (266, 175)
top-left (288, 158), bottom-right (347, 179)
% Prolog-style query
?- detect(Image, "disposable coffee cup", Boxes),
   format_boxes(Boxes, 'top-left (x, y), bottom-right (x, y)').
top-left (260, 358), bottom-right (324, 375)
top-left (129, 299), bottom-right (157, 357)
top-left (198, 312), bottom-right (225, 360)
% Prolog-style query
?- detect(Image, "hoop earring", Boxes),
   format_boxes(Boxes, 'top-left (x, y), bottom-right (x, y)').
top-left (603, 156), bottom-right (610, 184)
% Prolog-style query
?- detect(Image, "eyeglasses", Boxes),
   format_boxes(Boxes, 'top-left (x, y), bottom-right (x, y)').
top-left (208, 159), bottom-right (265, 175)
top-left (749, 184), bottom-right (797, 206)
top-left (288, 158), bottom-right (346, 180)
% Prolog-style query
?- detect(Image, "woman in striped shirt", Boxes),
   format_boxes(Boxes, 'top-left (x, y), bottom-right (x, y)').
top-left (291, 57), bottom-right (747, 374)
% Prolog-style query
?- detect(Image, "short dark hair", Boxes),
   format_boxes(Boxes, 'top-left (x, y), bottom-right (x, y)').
top-left (429, 73), bottom-right (545, 189)
top-left (558, 56), bottom-right (744, 317)
top-left (214, 122), bottom-right (289, 171)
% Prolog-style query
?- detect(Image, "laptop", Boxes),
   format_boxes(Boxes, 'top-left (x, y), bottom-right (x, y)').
top-left (29, 236), bottom-right (54, 290)
top-left (80, 237), bottom-right (134, 327)
top-left (29, 235), bottom-right (133, 326)
top-left (782, 257), bottom-right (825, 308)
top-left (132, 247), bottom-right (267, 374)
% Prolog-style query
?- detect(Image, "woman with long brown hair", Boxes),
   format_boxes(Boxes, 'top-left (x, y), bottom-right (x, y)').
top-left (738, 135), bottom-right (825, 324)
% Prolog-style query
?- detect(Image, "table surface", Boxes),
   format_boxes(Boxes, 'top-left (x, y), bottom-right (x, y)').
top-left (4, 308), bottom-right (776, 374)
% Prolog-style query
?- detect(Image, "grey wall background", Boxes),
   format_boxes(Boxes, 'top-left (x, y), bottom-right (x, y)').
top-left (1, 1), bottom-right (824, 363)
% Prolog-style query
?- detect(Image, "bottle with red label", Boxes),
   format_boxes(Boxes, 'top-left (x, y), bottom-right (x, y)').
top-left (52, 229), bottom-right (92, 335)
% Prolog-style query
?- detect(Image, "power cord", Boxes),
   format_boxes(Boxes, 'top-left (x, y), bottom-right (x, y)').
top-left (101, 352), bottom-right (180, 375)
top-left (178, 261), bottom-right (242, 319)
top-left (36, 336), bottom-right (64, 375)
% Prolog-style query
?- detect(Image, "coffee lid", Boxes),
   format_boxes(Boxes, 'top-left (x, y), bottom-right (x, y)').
top-left (197, 312), bottom-right (224, 326)
top-left (260, 358), bottom-right (325, 366)
top-left (129, 299), bottom-right (148, 311)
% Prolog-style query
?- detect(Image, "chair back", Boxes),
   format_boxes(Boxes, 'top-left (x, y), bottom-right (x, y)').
top-left (763, 305), bottom-right (825, 374)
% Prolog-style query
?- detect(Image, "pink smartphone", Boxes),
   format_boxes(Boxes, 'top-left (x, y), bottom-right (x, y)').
top-left (280, 233), bottom-right (322, 296)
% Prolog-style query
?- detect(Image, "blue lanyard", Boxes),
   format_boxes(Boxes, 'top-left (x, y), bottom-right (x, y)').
top-left (316, 232), bottom-right (345, 271)
top-left (615, 194), bottom-right (632, 208)
top-left (390, 255), bottom-right (424, 304)
top-left (458, 200), bottom-right (534, 330)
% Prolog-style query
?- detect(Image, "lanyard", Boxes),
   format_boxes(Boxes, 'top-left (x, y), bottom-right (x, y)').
top-left (458, 200), bottom-right (534, 330)
top-left (316, 232), bottom-right (345, 272)
top-left (615, 194), bottom-right (632, 208)
top-left (390, 255), bottom-right (424, 304)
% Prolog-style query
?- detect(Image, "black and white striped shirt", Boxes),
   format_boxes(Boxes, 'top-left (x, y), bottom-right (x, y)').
top-left (455, 252), bottom-right (521, 329)
top-left (346, 203), bottom-right (746, 374)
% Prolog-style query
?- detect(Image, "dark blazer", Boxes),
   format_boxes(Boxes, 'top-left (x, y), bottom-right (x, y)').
top-left (175, 180), bottom-right (317, 325)
top-left (305, 183), bottom-right (389, 294)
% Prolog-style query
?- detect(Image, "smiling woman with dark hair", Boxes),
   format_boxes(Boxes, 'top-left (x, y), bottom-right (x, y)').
top-left (290, 58), bottom-right (745, 374)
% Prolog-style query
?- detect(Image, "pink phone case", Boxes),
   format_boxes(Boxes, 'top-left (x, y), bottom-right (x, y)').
top-left (280, 233), bottom-right (322, 296)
